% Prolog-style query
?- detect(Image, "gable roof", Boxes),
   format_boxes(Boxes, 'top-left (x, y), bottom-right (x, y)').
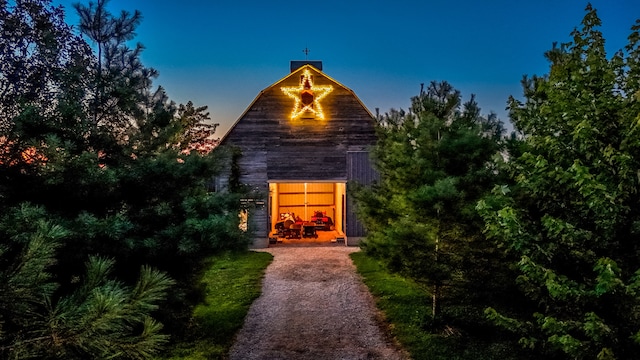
top-left (220, 64), bottom-right (374, 145)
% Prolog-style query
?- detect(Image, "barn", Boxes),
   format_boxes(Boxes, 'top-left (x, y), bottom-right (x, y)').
top-left (217, 61), bottom-right (378, 248)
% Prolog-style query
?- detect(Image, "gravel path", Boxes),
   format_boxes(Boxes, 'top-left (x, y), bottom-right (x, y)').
top-left (229, 246), bottom-right (407, 360)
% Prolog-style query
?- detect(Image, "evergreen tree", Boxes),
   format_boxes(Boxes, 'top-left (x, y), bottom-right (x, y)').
top-left (0, 0), bottom-right (251, 356)
top-left (478, 6), bottom-right (640, 359)
top-left (0, 205), bottom-right (64, 356)
top-left (1, 0), bottom-right (244, 267)
top-left (73, 0), bottom-right (144, 131)
top-left (0, 204), bottom-right (173, 360)
top-left (353, 82), bottom-right (506, 323)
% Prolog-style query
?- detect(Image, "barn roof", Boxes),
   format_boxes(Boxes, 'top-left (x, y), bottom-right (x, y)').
top-left (219, 63), bottom-right (377, 181)
top-left (220, 63), bottom-right (374, 144)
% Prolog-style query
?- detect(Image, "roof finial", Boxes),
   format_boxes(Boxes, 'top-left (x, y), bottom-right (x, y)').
top-left (302, 47), bottom-right (310, 60)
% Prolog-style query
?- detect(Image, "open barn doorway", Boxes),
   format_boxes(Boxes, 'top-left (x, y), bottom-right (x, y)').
top-left (268, 181), bottom-right (346, 244)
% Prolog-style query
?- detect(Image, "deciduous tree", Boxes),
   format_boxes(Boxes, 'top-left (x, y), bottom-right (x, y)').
top-left (478, 5), bottom-right (640, 359)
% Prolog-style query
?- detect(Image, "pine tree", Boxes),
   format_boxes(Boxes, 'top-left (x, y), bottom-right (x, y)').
top-left (73, 0), bottom-right (144, 131)
top-left (353, 82), bottom-right (506, 324)
top-left (0, 0), bottom-right (250, 355)
top-left (478, 5), bottom-right (640, 359)
top-left (0, 206), bottom-right (65, 358)
top-left (0, 204), bottom-right (174, 359)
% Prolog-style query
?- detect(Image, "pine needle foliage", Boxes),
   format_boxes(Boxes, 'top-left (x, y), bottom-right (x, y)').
top-left (45, 258), bottom-right (174, 359)
top-left (0, 206), bottom-right (65, 352)
top-left (0, 204), bottom-right (175, 360)
top-left (351, 82), bottom-right (509, 326)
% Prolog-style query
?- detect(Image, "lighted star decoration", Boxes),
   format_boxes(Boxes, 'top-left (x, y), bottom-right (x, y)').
top-left (281, 69), bottom-right (333, 120)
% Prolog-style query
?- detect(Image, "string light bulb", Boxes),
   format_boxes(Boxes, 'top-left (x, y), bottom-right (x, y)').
top-left (281, 69), bottom-right (333, 120)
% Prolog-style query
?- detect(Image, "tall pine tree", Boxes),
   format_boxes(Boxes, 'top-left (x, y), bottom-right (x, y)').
top-left (353, 81), bottom-right (506, 324)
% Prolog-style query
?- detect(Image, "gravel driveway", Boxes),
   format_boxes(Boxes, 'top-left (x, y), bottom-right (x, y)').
top-left (229, 246), bottom-right (407, 360)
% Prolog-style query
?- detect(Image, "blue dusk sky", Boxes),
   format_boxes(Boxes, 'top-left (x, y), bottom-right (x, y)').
top-left (52, 0), bottom-right (637, 137)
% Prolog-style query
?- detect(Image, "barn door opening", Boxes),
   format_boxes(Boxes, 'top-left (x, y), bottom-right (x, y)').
top-left (268, 181), bottom-right (345, 239)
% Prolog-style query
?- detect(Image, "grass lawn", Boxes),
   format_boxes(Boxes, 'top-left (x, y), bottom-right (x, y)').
top-left (350, 251), bottom-right (529, 360)
top-left (162, 250), bottom-right (273, 360)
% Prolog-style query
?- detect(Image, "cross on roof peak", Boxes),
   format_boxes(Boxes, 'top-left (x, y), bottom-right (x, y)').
top-left (302, 47), bottom-right (310, 60)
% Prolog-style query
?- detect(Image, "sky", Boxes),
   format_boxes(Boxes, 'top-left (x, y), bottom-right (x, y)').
top-left (52, 0), bottom-right (638, 137)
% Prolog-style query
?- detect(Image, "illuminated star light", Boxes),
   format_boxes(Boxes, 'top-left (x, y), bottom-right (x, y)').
top-left (281, 69), bottom-right (333, 120)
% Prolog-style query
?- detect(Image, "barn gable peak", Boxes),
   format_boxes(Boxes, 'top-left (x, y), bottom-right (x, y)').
top-left (220, 61), bottom-right (375, 145)
top-left (290, 60), bottom-right (322, 72)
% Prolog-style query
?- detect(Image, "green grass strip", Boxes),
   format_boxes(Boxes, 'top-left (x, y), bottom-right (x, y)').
top-left (350, 251), bottom-right (437, 359)
top-left (350, 251), bottom-right (526, 360)
top-left (164, 250), bottom-right (273, 360)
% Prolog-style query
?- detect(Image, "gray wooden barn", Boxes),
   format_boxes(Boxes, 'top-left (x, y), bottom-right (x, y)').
top-left (217, 61), bottom-right (378, 248)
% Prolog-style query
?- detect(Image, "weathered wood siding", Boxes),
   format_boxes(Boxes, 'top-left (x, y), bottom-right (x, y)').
top-left (346, 151), bottom-right (379, 244)
top-left (222, 65), bottom-right (375, 181)
top-left (238, 150), bottom-right (269, 247)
